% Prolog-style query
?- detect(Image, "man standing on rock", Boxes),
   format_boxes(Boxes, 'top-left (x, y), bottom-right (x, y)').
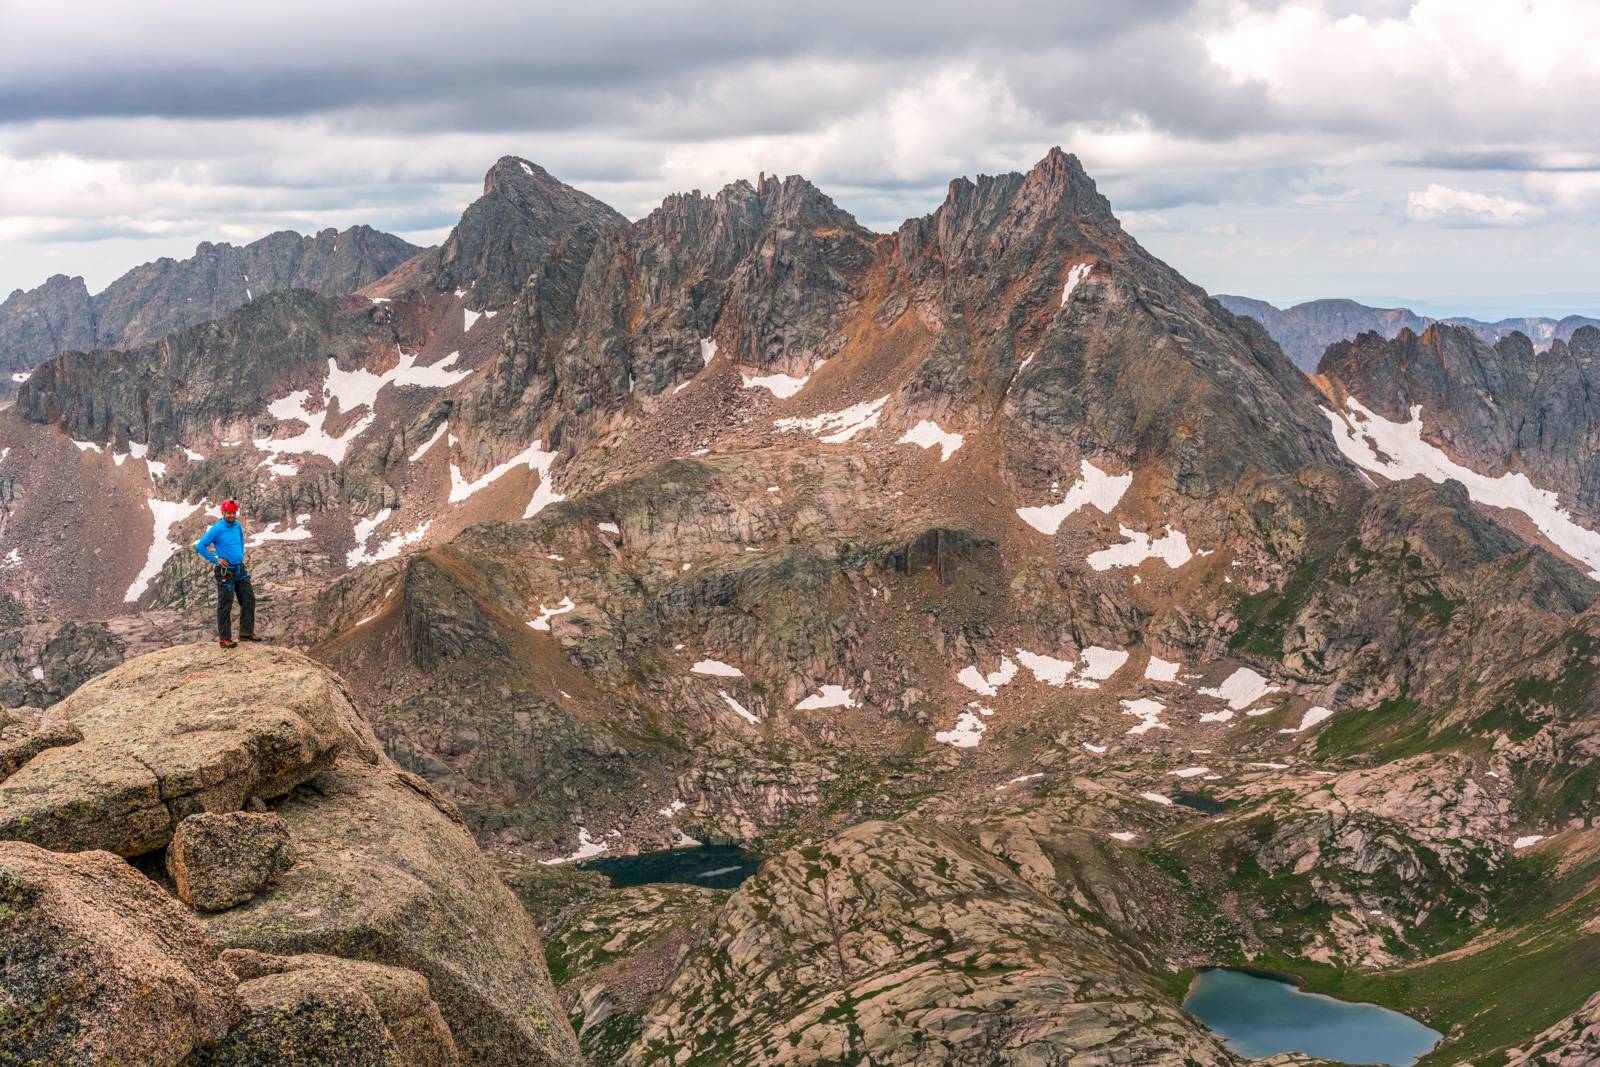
top-left (194, 499), bottom-right (259, 649)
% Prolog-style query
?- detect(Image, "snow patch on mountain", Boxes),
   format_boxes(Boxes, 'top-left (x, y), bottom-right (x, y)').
top-left (1087, 525), bottom-right (1194, 571)
top-left (1326, 399), bottom-right (1600, 578)
top-left (1293, 706), bottom-right (1335, 732)
top-left (796, 685), bottom-right (856, 710)
top-left (126, 497), bottom-right (203, 602)
top-left (741, 370), bottom-right (810, 398)
top-left (1145, 657), bottom-right (1180, 681)
top-left (1199, 667), bottom-right (1282, 710)
top-left (936, 710), bottom-right (988, 747)
top-left (719, 690), bottom-right (758, 724)
top-left (776, 395), bottom-right (890, 444)
top-left (700, 338), bottom-right (717, 365)
top-left (528, 596), bottom-right (576, 631)
top-left (958, 657), bottom-right (1018, 696)
top-left (1121, 698), bottom-right (1169, 734)
top-left (1062, 263), bottom-right (1093, 305)
top-left (247, 519), bottom-right (313, 547)
top-left (692, 659), bottom-right (743, 677)
top-left (449, 439), bottom-right (559, 505)
top-left (408, 422), bottom-right (448, 462)
top-left (1016, 460), bottom-right (1131, 535)
top-left (1014, 650), bottom-right (1075, 686)
top-left (346, 508), bottom-right (432, 568)
top-left (464, 309), bottom-right (482, 331)
top-left (897, 421), bottom-right (964, 461)
top-left (1080, 646), bottom-right (1130, 681)
top-left (539, 828), bottom-right (609, 866)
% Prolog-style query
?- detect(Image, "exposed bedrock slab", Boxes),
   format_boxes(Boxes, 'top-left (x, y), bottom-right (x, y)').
top-left (0, 840), bottom-right (242, 1066)
top-left (196, 949), bottom-right (460, 1067)
top-left (626, 818), bottom-right (1234, 1067)
top-left (0, 643), bottom-right (350, 855)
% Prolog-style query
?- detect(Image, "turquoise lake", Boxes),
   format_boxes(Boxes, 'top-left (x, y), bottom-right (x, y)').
top-left (1183, 967), bottom-right (1442, 1065)
top-left (577, 844), bottom-right (762, 890)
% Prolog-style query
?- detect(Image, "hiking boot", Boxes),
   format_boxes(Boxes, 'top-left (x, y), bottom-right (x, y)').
top-left (240, 634), bottom-right (262, 642)
top-left (219, 637), bottom-right (237, 649)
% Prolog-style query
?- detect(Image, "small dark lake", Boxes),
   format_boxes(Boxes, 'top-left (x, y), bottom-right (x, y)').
top-left (577, 845), bottom-right (762, 891)
top-left (1173, 793), bottom-right (1228, 814)
top-left (1184, 968), bottom-right (1441, 1066)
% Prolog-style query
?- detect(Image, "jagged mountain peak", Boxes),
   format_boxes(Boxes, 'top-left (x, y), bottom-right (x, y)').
top-left (431, 155), bottom-right (627, 308)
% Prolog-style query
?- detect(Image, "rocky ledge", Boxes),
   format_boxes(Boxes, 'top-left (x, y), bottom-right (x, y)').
top-left (0, 642), bottom-right (582, 1067)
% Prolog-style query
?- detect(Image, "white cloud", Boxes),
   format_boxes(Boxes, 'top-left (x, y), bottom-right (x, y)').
top-left (1405, 183), bottom-right (1544, 227)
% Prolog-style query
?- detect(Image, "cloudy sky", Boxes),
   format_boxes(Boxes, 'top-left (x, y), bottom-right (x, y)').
top-left (3, 0), bottom-right (1598, 318)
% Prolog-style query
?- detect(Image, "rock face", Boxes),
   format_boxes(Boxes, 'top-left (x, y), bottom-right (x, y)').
top-left (0, 273), bottom-right (96, 384)
top-left (1216, 295), bottom-right (1435, 371)
top-left (625, 819), bottom-right (1233, 1067)
top-left (456, 148), bottom-right (1336, 507)
top-left (430, 156), bottom-right (627, 309)
top-left (15, 287), bottom-right (398, 457)
top-left (0, 226), bottom-right (423, 381)
top-left (1317, 323), bottom-right (1600, 524)
top-left (0, 643), bottom-right (348, 856)
top-left (167, 810), bottom-right (298, 911)
top-left (0, 840), bottom-right (242, 1066)
top-left (198, 950), bottom-right (460, 1067)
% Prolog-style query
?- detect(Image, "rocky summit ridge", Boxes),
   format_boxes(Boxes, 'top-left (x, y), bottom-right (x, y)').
top-left (1, 149), bottom-right (1599, 1067)
top-left (0, 224), bottom-right (423, 390)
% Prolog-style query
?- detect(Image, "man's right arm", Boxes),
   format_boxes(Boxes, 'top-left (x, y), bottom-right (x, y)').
top-left (195, 525), bottom-right (220, 564)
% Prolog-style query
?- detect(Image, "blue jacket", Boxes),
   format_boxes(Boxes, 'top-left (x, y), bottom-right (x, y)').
top-left (195, 518), bottom-right (245, 566)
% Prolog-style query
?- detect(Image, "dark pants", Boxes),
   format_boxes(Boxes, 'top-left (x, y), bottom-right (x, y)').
top-left (215, 567), bottom-right (256, 639)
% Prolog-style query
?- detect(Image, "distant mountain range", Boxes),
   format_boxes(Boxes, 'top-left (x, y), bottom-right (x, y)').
top-left (1215, 293), bottom-right (1600, 371)
top-left (0, 225), bottom-right (423, 387)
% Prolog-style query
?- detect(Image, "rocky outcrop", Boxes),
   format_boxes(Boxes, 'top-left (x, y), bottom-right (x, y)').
top-left (0, 840), bottom-right (242, 1066)
top-left (1504, 988), bottom-right (1600, 1067)
top-left (199, 950), bottom-right (460, 1067)
top-left (625, 819), bottom-right (1233, 1067)
top-left (430, 156), bottom-right (627, 309)
top-left (1318, 323), bottom-right (1600, 524)
top-left (167, 811), bottom-right (298, 911)
top-left (0, 643), bottom-right (349, 856)
top-left (0, 226), bottom-right (422, 382)
top-left (189, 689), bottom-right (582, 1065)
top-left (0, 641), bottom-right (581, 1065)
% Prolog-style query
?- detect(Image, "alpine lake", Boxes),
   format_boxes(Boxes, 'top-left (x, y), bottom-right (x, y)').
top-left (577, 844), bottom-right (763, 891)
top-left (1183, 967), bottom-right (1442, 1066)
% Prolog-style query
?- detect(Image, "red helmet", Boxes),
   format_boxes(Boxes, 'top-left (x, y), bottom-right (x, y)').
top-left (220, 499), bottom-right (239, 514)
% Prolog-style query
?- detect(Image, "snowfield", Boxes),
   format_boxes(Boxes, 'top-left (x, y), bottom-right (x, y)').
top-left (125, 497), bottom-right (203, 602)
top-left (1326, 399), bottom-right (1600, 578)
